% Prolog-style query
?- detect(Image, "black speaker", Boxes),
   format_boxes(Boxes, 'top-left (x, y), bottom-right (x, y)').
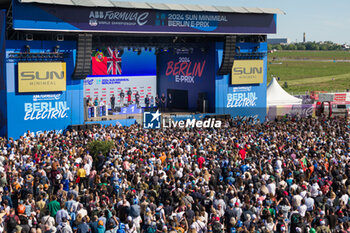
top-left (73, 34), bottom-right (93, 79)
top-left (217, 36), bottom-right (236, 75)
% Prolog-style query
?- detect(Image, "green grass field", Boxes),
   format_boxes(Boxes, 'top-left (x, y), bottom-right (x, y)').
top-left (267, 51), bottom-right (350, 94)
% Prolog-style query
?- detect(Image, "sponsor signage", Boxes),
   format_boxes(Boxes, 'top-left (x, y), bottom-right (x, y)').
top-left (143, 110), bottom-right (221, 129)
top-left (13, 0), bottom-right (276, 34)
top-left (319, 93), bottom-right (350, 102)
top-left (227, 91), bottom-right (258, 108)
top-left (267, 104), bottom-right (315, 120)
top-left (24, 101), bottom-right (70, 121)
top-left (318, 93), bottom-right (333, 102)
top-left (334, 93), bottom-right (347, 102)
top-left (165, 56), bottom-right (206, 84)
top-left (18, 62), bottom-right (66, 93)
top-left (231, 60), bottom-right (263, 85)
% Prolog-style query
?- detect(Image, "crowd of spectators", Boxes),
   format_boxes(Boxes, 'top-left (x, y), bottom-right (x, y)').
top-left (0, 116), bottom-right (349, 233)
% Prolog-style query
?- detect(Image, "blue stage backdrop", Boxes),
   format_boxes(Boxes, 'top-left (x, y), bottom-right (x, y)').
top-left (157, 45), bottom-right (216, 111)
top-left (120, 49), bottom-right (156, 76)
top-left (91, 48), bottom-right (156, 76)
top-left (0, 10), bottom-right (7, 136)
top-left (215, 42), bottom-right (267, 122)
top-left (5, 40), bottom-right (84, 138)
top-left (0, 10), bottom-right (6, 137)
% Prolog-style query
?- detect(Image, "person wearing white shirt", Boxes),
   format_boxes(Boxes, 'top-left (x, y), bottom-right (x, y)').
top-left (99, 98), bottom-right (105, 106)
top-left (310, 181), bottom-right (320, 197)
top-left (262, 172), bottom-right (270, 181)
top-left (275, 158), bottom-right (283, 173)
top-left (267, 180), bottom-right (276, 196)
top-left (340, 193), bottom-right (349, 205)
top-left (298, 199), bottom-right (307, 217)
top-left (304, 193), bottom-right (315, 211)
top-left (293, 193), bottom-right (303, 208)
top-left (83, 162), bottom-right (91, 177)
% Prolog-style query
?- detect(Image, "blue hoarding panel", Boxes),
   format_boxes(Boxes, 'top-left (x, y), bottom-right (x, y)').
top-left (157, 45), bottom-right (216, 111)
top-left (215, 42), bottom-right (267, 122)
top-left (12, 0), bottom-right (79, 31)
top-left (0, 10), bottom-right (6, 137)
top-left (5, 40), bottom-right (83, 138)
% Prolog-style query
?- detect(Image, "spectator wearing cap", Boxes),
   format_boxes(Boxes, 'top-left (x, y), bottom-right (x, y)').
top-left (125, 216), bottom-right (137, 232)
top-left (316, 219), bottom-right (331, 233)
top-left (129, 198), bottom-right (141, 218)
top-left (97, 220), bottom-right (105, 233)
top-left (232, 202), bottom-right (242, 221)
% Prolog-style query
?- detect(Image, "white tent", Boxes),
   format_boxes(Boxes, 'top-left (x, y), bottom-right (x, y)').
top-left (267, 78), bottom-right (302, 106)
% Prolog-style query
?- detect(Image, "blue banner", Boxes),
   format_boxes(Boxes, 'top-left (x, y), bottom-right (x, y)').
top-left (215, 42), bottom-right (267, 122)
top-left (0, 10), bottom-right (6, 136)
top-left (4, 40), bottom-right (84, 138)
top-left (157, 45), bottom-right (216, 111)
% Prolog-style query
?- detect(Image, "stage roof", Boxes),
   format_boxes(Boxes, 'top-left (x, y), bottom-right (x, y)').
top-left (12, 0), bottom-right (281, 35)
top-left (18, 0), bottom-right (285, 15)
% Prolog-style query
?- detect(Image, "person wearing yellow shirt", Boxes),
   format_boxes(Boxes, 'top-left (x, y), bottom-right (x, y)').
top-left (77, 164), bottom-right (86, 190)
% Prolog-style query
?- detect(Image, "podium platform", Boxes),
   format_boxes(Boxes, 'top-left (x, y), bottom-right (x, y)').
top-left (113, 104), bottom-right (142, 115)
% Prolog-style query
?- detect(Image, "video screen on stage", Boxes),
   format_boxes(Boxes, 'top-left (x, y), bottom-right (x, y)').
top-left (83, 75), bottom-right (157, 119)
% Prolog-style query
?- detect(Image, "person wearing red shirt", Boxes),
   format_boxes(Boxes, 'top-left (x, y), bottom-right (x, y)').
top-left (239, 148), bottom-right (246, 160)
top-left (198, 155), bottom-right (205, 169)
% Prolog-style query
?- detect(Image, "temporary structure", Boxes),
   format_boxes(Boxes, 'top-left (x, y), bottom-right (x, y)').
top-left (267, 78), bottom-right (302, 106)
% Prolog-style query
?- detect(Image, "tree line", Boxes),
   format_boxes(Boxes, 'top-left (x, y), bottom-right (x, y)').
top-left (268, 41), bottom-right (346, 51)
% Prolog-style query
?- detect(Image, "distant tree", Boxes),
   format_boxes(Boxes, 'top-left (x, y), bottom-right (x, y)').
top-left (267, 44), bottom-right (273, 50)
top-left (270, 41), bottom-right (344, 51)
top-left (296, 44), bottom-right (306, 50)
top-left (274, 45), bottom-right (283, 50)
top-left (286, 44), bottom-right (297, 50)
top-left (309, 43), bottom-right (319, 50)
top-left (305, 42), bottom-right (313, 50)
top-left (319, 44), bottom-right (328, 50)
top-left (329, 44), bottom-right (342, 50)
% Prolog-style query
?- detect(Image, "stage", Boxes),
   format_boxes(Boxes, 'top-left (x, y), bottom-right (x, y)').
top-left (0, 0), bottom-right (281, 138)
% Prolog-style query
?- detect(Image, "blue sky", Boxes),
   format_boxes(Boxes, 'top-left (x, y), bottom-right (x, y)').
top-left (122, 0), bottom-right (350, 44)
